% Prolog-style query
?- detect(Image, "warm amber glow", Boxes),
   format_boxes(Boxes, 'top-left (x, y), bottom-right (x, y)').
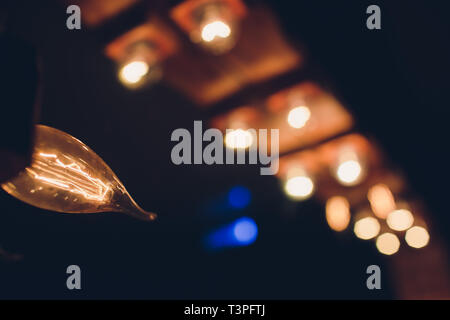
top-left (201, 20), bottom-right (231, 42)
top-left (354, 216), bottom-right (380, 240)
top-left (368, 184), bottom-right (396, 219)
top-left (1, 125), bottom-right (156, 220)
top-left (284, 175), bottom-right (314, 200)
top-left (376, 233), bottom-right (400, 255)
top-left (336, 160), bottom-right (363, 186)
top-left (26, 152), bottom-right (110, 202)
top-left (225, 129), bottom-right (253, 149)
top-left (287, 106), bottom-right (311, 129)
top-left (326, 196), bottom-right (351, 231)
top-left (119, 61), bottom-right (149, 85)
top-left (405, 226), bottom-right (430, 249)
top-left (386, 209), bottom-right (414, 231)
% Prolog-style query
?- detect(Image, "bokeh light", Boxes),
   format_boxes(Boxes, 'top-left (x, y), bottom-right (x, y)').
top-left (386, 209), bottom-right (414, 231)
top-left (201, 20), bottom-right (231, 42)
top-left (354, 216), bottom-right (380, 240)
top-left (325, 196), bottom-right (351, 231)
top-left (376, 232), bottom-right (400, 255)
top-left (228, 186), bottom-right (251, 209)
top-left (405, 226), bottom-right (430, 249)
top-left (368, 184), bottom-right (396, 219)
top-left (225, 129), bottom-right (253, 149)
top-left (119, 61), bottom-right (149, 85)
top-left (284, 175), bottom-right (314, 200)
top-left (205, 217), bottom-right (258, 250)
top-left (287, 106), bottom-right (311, 129)
top-left (336, 160), bottom-right (363, 186)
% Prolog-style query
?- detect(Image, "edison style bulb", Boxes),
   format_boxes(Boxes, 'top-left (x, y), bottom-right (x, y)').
top-left (1, 125), bottom-right (156, 221)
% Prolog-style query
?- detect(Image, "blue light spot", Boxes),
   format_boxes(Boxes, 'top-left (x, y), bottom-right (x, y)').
top-left (205, 216), bottom-right (258, 250)
top-left (233, 217), bottom-right (258, 244)
top-left (228, 186), bottom-right (251, 209)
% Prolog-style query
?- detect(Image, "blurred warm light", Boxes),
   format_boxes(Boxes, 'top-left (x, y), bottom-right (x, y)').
top-left (326, 196), bottom-right (351, 231)
top-left (119, 61), bottom-right (149, 85)
top-left (354, 216), bottom-right (380, 240)
top-left (368, 184), bottom-right (396, 219)
top-left (405, 226), bottom-right (430, 249)
top-left (287, 106), bottom-right (311, 129)
top-left (336, 160), bottom-right (363, 186)
top-left (284, 175), bottom-right (314, 200)
top-left (376, 232), bottom-right (400, 255)
top-left (225, 129), bottom-right (253, 149)
top-left (201, 20), bottom-right (231, 42)
top-left (386, 209), bottom-right (414, 231)
top-left (334, 147), bottom-right (365, 186)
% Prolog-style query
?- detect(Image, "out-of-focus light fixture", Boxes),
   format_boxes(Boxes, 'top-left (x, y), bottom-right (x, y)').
top-left (191, 1), bottom-right (238, 54)
top-left (225, 128), bottom-right (253, 149)
top-left (283, 168), bottom-right (314, 200)
top-left (376, 232), bottom-right (400, 255)
top-left (386, 208), bottom-right (414, 231)
top-left (368, 184), bottom-right (396, 219)
top-left (325, 196), bottom-right (351, 232)
top-left (334, 147), bottom-right (365, 186)
top-left (119, 61), bottom-right (149, 84)
top-left (354, 216), bottom-right (380, 240)
top-left (287, 106), bottom-right (311, 129)
top-left (117, 42), bottom-right (161, 88)
top-left (405, 226), bottom-right (430, 249)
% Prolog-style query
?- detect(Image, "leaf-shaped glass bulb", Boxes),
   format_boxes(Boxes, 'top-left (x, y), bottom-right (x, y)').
top-left (1, 125), bottom-right (156, 221)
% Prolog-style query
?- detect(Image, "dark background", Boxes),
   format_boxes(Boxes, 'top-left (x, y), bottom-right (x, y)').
top-left (0, 0), bottom-right (449, 299)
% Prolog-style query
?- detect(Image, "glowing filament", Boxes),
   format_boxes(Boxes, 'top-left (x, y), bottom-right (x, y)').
top-left (26, 152), bottom-right (110, 202)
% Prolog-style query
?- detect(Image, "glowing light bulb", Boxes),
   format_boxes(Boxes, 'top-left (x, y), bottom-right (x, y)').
top-left (225, 129), bottom-right (253, 149)
top-left (386, 209), bottom-right (414, 231)
top-left (368, 184), bottom-right (396, 219)
top-left (287, 106), bottom-right (311, 129)
top-left (192, 2), bottom-right (237, 54)
top-left (376, 232), bottom-right (400, 255)
top-left (1, 125), bottom-right (156, 221)
top-left (405, 226), bottom-right (430, 249)
top-left (326, 196), bottom-right (351, 232)
top-left (354, 216), bottom-right (380, 240)
top-left (284, 175), bottom-right (314, 200)
top-left (201, 20), bottom-right (231, 42)
top-left (119, 61), bottom-right (149, 85)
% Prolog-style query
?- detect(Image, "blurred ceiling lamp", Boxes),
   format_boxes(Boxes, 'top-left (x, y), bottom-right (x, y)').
top-left (105, 19), bottom-right (177, 88)
top-left (368, 184), bottom-right (396, 219)
top-left (386, 208), bottom-right (414, 231)
top-left (1, 125), bottom-right (156, 221)
top-left (225, 128), bottom-right (253, 149)
top-left (283, 168), bottom-right (314, 201)
top-left (325, 196), bottom-right (351, 232)
top-left (117, 41), bottom-right (161, 88)
top-left (354, 216), bottom-right (380, 240)
top-left (189, 1), bottom-right (242, 54)
top-left (287, 106), bottom-right (311, 129)
top-left (334, 147), bottom-right (365, 186)
top-left (405, 226), bottom-right (430, 249)
top-left (376, 232), bottom-right (400, 255)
